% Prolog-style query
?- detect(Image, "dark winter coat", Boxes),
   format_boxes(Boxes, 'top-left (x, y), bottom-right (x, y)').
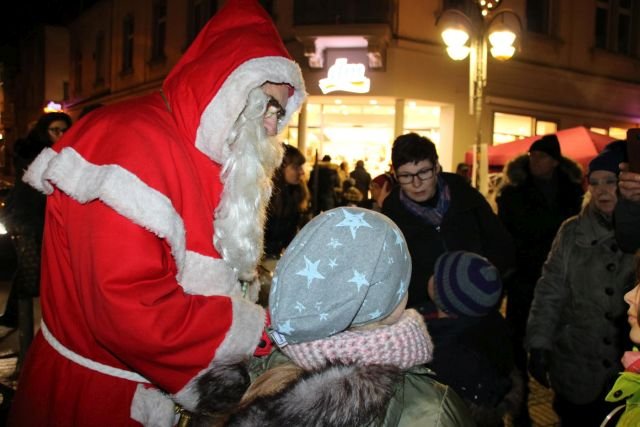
top-left (526, 203), bottom-right (636, 405)
top-left (309, 161), bottom-right (340, 214)
top-left (350, 165), bottom-right (372, 201)
top-left (427, 311), bottom-right (524, 427)
top-left (496, 154), bottom-right (584, 291)
top-left (264, 184), bottom-right (306, 257)
top-left (225, 351), bottom-right (475, 427)
top-left (382, 172), bottom-right (516, 309)
top-left (614, 197), bottom-right (640, 253)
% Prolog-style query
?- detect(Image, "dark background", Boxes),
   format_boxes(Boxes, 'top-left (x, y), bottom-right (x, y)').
top-left (0, 0), bottom-right (100, 65)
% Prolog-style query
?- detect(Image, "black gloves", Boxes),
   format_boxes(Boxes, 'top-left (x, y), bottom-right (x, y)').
top-left (528, 348), bottom-right (551, 388)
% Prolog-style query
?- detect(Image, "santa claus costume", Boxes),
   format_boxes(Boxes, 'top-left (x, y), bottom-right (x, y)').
top-left (8, 0), bottom-right (305, 425)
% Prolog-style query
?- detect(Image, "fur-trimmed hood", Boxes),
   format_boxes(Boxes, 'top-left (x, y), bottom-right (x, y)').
top-left (498, 153), bottom-right (583, 190)
top-left (227, 364), bottom-right (403, 426)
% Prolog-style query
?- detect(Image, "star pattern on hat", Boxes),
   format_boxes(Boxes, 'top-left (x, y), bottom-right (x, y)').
top-left (296, 256), bottom-right (325, 288)
top-left (295, 301), bottom-right (306, 313)
top-left (392, 229), bottom-right (404, 252)
top-left (396, 280), bottom-right (406, 301)
top-left (327, 238), bottom-right (343, 249)
top-left (348, 269), bottom-right (369, 291)
top-left (328, 258), bottom-right (338, 269)
top-left (278, 320), bottom-right (294, 334)
top-left (336, 209), bottom-right (372, 239)
top-left (368, 309), bottom-right (382, 319)
top-left (319, 312), bottom-right (328, 321)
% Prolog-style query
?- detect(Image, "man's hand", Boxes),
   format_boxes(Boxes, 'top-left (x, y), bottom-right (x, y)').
top-left (528, 348), bottom-right (551, 388)
top-left (619, 163), bottom-right (640, 203)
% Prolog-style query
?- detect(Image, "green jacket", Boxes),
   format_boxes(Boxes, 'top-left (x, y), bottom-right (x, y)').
top-left (227, 351), bottom-right (476, 426)
top-left (605, 371), bottom-right (640, 427)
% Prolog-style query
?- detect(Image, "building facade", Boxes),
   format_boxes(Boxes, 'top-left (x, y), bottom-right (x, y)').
top-left (4, 0), bottom-right (640, 180)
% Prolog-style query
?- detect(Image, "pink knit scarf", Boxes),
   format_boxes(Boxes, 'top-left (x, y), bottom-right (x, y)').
top-left (281, 309), bottom-right (433, 371)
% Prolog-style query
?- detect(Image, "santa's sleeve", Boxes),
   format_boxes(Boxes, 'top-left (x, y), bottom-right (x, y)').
top-left (62, 187), bottom-right (264, 411)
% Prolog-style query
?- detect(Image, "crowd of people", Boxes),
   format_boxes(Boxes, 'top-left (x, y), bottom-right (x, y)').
top-left (3, 1), bottom-right (640, 426)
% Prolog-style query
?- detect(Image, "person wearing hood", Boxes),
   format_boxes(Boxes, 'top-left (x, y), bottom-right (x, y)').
top-left (0, 112), bottom-right (72, 367)
top-left (224, 207), bottom-right (474, 426)
top-left (525, 141), bottom-right (636, 426)
top-left (8, 1), bottom-right (305, 425)
top-left (495, 134), bottom-right (584, 426)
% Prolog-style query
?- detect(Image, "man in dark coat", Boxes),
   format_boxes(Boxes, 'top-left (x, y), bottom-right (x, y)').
top-left (350, 160), bottom-right (372, 202)
top-left (496, 134), bottom-right (584, 426)
top-left (382, 133), bottom-right (515, 313)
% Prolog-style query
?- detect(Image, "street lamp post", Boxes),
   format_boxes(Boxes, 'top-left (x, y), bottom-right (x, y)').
top-left (437, 0), bottom-right (521, 194)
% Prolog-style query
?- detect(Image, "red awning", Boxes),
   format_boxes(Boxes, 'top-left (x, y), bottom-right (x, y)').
top-left (464, 127), bottom-right (615, 171)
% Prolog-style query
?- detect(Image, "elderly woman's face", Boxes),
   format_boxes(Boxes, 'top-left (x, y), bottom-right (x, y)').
top-left (395, 159), bottom-right (439, 203)
top-left (588, 170), bottom-right (618, 216)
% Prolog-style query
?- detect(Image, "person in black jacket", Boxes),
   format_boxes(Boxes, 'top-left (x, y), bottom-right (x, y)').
top-left (495, 134), bottom-right (584, 426)
top-left (264, 144), bottom-right (309, 258)
top-left (1, 112), bottom-right (72, 365)
top-left (426, 251), bottom-right (523, 427)
top-left (381, 132), bottom-right (515, 313)
top-left (615, 162), bottom-right (640, 253)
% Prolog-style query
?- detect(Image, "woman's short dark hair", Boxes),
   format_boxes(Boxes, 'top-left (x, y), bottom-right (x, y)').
top-left (391, 133), bottom-right (438, 170)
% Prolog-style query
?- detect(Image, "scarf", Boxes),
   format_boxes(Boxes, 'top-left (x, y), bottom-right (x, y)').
top-left (399, 175), bottom-right (450, 227)
top-left (281, 309), bottom-right (433, 371)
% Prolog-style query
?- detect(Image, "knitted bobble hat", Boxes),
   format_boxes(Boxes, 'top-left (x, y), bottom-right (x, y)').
top-left (433, 251), bottom-right (502, 317)
top-left (269, 207), bottom-right (411, 345)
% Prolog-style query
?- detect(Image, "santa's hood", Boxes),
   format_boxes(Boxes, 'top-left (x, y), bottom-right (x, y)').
top-left (162, 0), bottom-right (305, 164)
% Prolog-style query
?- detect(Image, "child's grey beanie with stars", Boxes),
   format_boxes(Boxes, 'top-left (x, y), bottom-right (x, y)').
top-left (269, 207), bottom-right (411, 345)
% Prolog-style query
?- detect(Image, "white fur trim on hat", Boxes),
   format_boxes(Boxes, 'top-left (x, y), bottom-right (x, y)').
top-left (197, 56), bottom-right (306, 164)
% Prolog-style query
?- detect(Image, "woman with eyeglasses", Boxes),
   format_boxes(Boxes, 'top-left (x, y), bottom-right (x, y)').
top-left (0, 112), bottom-right (72, 362)
top-left (526, 140), bottom-right (636, 426)
top-left (380, 132), bottom-right (515, 315)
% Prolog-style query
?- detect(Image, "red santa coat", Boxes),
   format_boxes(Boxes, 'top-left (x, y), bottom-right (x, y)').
top-left (8, 1), bottom-right (305, 425)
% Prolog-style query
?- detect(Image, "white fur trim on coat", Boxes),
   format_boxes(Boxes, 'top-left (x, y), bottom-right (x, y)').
top-left (173, 296), bottom-right (265, 411)
top-left (131, 385), bottom-right (178, 427)
top-left (197, 56), bottom-right (305, 164)
top-left (23, 147), bottom-right (239, 297)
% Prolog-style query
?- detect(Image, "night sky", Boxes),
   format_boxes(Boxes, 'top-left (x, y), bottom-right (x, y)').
top-left (0, 0), bottom-right (100, 64)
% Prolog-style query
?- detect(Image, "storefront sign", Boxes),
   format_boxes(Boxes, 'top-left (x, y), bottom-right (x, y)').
top-left (43, 101), bottom-right (64, 113)
top-left (319, 58), bottom-right (370, 94)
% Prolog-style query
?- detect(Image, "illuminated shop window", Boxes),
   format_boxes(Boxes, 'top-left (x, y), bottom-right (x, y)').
top-left (493, 112), bottom-right (557, 145)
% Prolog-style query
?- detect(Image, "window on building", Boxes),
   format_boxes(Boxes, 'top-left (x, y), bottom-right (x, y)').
top-left (294, 0), bottom-right (391, 25)
top-left (187, 0), bottom-right (217, 47)
top-left (595, 0), bottom-right (639, 56)
top-left (95, 31), bottom-right (106, 85)
top-left (493, 112), bottom-right (558, 144)
top-left (122, 14), bottom-right (135, 73)
top-left (526, 0), bottom-right (551, 34)
top-left (74, 49), bottom-right (83, 95)
top-left (151, 0), bottom-right (167, 62)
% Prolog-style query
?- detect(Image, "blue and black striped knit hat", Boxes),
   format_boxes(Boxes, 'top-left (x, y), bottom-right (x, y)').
top-left (433, 251), bottom-right (502, 317)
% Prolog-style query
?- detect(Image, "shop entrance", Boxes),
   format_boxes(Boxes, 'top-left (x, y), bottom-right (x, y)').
top-left (283, 96), bottom-right (443, 179)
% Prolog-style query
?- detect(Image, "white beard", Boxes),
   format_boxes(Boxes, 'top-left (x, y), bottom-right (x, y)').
top-left (214, 88), bottom-right (284, 281)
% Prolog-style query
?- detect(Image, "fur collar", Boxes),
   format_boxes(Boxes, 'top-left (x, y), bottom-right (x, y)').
top-left (227, 364), bottom-right (402, 426)
top-left (499, 154), bottom-right (583, 189)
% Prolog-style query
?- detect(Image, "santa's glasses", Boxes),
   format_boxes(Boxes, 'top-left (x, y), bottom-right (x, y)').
top-left (265, 97), bottom-right (286, 121)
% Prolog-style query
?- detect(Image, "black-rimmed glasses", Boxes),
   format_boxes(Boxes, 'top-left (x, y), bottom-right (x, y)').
top-left (266, 97), bottom-right (286, 121)
top-left (396, 166), bottom-right (436, 184)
